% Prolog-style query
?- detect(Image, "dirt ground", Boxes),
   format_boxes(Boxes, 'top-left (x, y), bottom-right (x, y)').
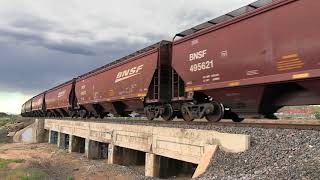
top-left (0, 143), bottom-right (149, 180)
top-left (0, 118), bottom-right (152, 180)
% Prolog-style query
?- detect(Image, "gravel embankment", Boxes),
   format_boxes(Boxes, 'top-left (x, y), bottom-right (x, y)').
top-left (196, 127), bottom-right (320, 180)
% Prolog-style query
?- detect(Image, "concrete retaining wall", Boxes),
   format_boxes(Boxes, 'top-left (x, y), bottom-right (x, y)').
top-left (13, 119), bottom-right (48, 143)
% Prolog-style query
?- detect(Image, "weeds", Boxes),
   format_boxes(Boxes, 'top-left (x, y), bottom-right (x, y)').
top-left (0, 158), bottom-right (25, 169)
top-left (1, 168), bottom-right (48, 180)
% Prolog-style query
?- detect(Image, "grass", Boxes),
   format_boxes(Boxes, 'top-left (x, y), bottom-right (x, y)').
top-left (66, 176), bottom-right (74, 180)
top-left (1, 168), bottom-right (49, 180)
top-left (0, 158), bottom-right (48, 179)
top-left (0, 115), bottom-right (18, 127)
top-left (0, 158), bottom-right (25, 169)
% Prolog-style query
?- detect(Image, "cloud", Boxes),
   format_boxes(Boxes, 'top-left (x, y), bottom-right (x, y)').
top-left (0, 92), bottom-right (31, 114)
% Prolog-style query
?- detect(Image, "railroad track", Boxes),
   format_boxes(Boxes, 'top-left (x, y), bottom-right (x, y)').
top-left (29, 117), bottom-right (320, 131)
top-left (211, 120), bottom-right (320, 130)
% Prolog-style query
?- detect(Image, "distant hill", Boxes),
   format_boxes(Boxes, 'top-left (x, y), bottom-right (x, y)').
top-left (0, 112), bottom-right (9, 117)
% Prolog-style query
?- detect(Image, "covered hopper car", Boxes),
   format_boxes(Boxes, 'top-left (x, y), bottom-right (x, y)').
top-left (73, 41), bottom-right (172, 119)
top-left (21, 0), bottom-right (320, 122)
top-left (45, 80), bottom-right (76, 117)
top-left (169, 0), bottom-right (320, 122)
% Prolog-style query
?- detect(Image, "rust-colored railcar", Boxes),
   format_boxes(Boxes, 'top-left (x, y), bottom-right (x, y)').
top-left (74, 41), bottom-right (172, 119)
top-left (45, 80), bottom-right (75, 117)
top-left (171, 0), bottom-right (320, 121)
top-left (21, 103), bottom-right (26, 117)
top-left (23, 100), bottom-right (33, 117)
top-left (31, 93), bottom-right (45, 116)
top-left (25, 100), bottom-right (32, 113)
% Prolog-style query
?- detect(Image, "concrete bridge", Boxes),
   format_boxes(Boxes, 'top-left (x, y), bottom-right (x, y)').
top-left (21, 119), bottom-right (250, 178)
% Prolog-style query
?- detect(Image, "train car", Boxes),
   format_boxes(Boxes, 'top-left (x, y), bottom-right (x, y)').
top-left (171, 0), bottom-right (320, 122)
top-left (74, 41), bottom-right (172, 120)
top-left (45, 80), bottom-right (76, 117)
top-left (31, 93), bottom-right (46, 117)
top-left (21, 103), bottom-right (26, 117)
top-left (24, 99), bottom-right (32, 117)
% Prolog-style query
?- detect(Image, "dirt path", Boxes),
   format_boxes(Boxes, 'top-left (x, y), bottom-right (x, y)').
top-left (0, 143), bottom-right (150, 180)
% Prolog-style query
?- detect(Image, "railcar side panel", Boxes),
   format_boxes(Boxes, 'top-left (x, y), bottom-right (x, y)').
top-left (45, 83), bottom-right (73, 110)
top-left (173, 0), bottom-right (320, 88)
top-left (25, 100), bottom-right (32, 113)
top-left (21, 103), bottom-right (26, 114)
top-left (75, 51), bottom-right (159, 105)
top-left (31, 94), bottom-right (44, 111)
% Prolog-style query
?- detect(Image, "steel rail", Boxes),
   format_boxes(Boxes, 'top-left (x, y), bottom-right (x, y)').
top-left (27, 117), bottom-right (320, 131)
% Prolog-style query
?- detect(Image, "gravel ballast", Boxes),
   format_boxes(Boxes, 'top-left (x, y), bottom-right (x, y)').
top-left (199, 128), bottom-right (320, 180)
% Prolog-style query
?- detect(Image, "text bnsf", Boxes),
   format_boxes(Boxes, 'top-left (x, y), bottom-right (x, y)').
top-left (115, 65), bottom-right (144, 83)
top-left (189, 50), bottom-right (207, 61)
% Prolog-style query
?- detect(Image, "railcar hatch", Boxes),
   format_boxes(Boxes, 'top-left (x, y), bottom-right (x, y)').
top-left (175, 0), bottom-right (274, 38)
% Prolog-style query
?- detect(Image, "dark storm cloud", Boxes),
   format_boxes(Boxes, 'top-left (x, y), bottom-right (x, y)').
top-left (0, 27), bottom-right (96, 56)
top-left (0, 13), bottom-right (170, 96)
top-left (0, 32), bottom-right (161, 95)
top-left (11, 16), bottom-right (57, 31)
top-left (43, 41), bottom-right (96, 56)
top-left (0, 15), bottom-right (101, 56)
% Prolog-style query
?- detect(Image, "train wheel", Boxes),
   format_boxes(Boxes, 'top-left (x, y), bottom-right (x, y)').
top-left (144, 107), bottom-right (155, 121)
top-left (99, 113), bottom-right (105, 119)
top-left (79, 110), bottom-right (88, 119)
top-left (69, 111), bottom-right (76, 118)
top-left (181, 103), bottom-right (194, 122)
top-left (145, 111), bottom-right (155, 120)
top-left (205, 102), bottom-right (224, 122)
top-left (161, 104), bottom-right (174, 121)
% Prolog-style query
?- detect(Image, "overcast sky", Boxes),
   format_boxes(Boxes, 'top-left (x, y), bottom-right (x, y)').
top-left (0, 0), bottom-right (256, 114)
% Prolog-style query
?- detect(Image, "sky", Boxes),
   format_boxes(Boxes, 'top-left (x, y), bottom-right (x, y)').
top-left (0, 0), bottom-right (256, 114)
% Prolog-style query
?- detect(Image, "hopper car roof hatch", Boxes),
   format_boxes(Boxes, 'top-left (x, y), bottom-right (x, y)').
top-left (78, 40), bottom-right (171, 79)
top-left (175, 0), bottom-right (274, 38)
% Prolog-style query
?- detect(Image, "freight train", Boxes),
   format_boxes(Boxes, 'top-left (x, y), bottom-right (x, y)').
top-left (21, 0), bottom-right (320, 122)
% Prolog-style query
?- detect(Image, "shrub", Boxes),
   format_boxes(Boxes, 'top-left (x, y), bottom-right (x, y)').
top-left (315, 112), bottom-right (320, 120)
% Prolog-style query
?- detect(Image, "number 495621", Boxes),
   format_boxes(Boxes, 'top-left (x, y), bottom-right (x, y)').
top-left (190, 60), bottom-right (213, 72)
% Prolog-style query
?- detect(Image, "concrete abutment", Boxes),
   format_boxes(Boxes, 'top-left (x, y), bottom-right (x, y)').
top-left (43, 119), bottom-right (250, 178)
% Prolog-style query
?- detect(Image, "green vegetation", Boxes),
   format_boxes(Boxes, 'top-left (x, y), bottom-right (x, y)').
top-left (0, 158), bottom-right (48, 179)
top-left (0, 158), bottom-right (25, 169)
top-left (312, 106), bottom-right (320, 120)
top-left (1, 168), bottom-right (48, 180)
top-left (0, 115), bottom-right (18, 127)
top-left (67, 176), bottom-right (74, 180)
top-left (315, 112), bottom-right (320, 119)
top-left (0, 112), bottom-right (9, 117)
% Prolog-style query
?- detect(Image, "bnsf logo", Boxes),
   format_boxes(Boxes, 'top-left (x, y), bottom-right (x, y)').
top-left (189, 49), bottom-right (207, 61)
top-left (115, 65), bottom-right (144, 83)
